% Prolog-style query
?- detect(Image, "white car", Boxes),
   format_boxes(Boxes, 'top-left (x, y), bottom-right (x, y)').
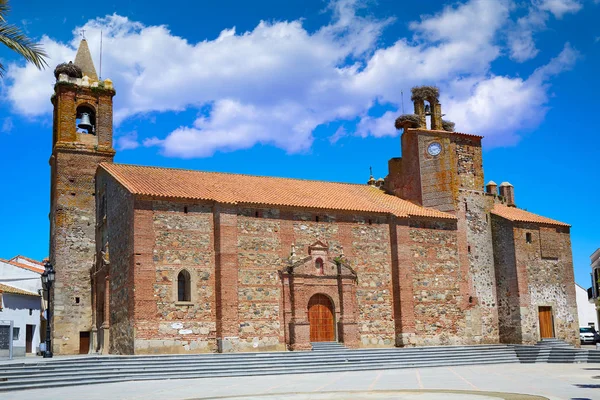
top-left (580, 327), bottom-right (600, 344)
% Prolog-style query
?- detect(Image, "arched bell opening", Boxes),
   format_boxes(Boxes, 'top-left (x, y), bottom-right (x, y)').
top-left (76, 104), bottom-right (96, 135)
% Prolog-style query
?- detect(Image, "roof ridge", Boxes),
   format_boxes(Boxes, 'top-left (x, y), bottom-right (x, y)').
top-left (103, 162), bottom-right (373, 187)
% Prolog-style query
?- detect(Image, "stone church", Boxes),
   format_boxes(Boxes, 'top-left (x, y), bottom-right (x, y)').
top-left (48, 39), bottom-right (579, 355)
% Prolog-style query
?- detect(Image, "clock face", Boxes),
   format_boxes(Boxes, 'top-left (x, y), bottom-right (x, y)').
top-left (427, 142), bottom-right (442, 156)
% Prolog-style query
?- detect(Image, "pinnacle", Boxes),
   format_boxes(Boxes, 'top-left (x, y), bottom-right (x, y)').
top-left (74, 39), bottom-right (98, 81)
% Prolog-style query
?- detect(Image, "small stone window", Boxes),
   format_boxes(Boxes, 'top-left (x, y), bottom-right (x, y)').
top-left (316, 258), bottom-right (324, 275)
top-left (315, 216), bottom-right (319, 223)
top-left (526, 232), bottom-right (532, 244)
top-left (177, 270), bottom-right (191, 302)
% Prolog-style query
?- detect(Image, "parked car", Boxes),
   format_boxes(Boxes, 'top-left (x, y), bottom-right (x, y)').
top-left (579, 327), bottom-right (600, 344)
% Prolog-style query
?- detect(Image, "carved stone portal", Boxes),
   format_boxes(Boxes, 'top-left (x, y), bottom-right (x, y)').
top-left (280, 240), bottom-right (359, 350)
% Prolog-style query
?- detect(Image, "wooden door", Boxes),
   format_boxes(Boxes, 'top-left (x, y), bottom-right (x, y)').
top-left (539, 306), bottom-right (554, 339)
top-left (308, 294), bottom-right (335, 342)
top-left (25, 325), bottom-right (33, 353)
top-left (79, 331), bottom-right (90, 354)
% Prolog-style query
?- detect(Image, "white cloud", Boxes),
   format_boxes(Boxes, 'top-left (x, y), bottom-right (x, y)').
top-left (537, 0), bottom-right (582, 18)
top-left (507, 0), bottom-right (582, 62)
top-left (115, 131), bottom-right (140, 150)
top-left (3, 0), bottom-right (583, 157)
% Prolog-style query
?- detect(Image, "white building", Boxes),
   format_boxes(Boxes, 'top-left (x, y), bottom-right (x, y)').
top-left (0, 256), bottom-right (44, 357)
top-left (576, 283), bottom-right (599, 329)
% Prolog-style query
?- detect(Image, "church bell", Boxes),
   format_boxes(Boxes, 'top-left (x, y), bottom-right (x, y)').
top-left (78, 112), bottom-right (93, 132)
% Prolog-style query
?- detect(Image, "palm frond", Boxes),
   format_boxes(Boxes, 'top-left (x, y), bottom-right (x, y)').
top-left (0, 22), bottom-right (48, 76)
top-left (0, 0), bottom-right (8, 24)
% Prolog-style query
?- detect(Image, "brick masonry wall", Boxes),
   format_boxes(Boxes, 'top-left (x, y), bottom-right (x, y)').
top-left (237, 208), bottom-right (284, 351)
top-left (134, 200), bottom-right (217, 354)
top-left (97, 171), bottom-right (135, 354)
top-left (406, 219), bottom-right (469, 346)
top-left (51, 150), bottom-right (112, 354)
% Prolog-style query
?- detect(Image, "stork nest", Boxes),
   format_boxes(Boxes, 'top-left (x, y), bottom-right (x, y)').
top-left (442, 119), bottom-right (455, 132)
top-left (54, 61), bottom-right (82, 80)
top-left (395, 114), bottom-right (421, 130)
top-left (411, 85), bottom-right (440, 102)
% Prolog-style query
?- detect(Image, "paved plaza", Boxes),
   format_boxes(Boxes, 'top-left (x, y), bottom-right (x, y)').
top-left (1, 362), bottom-right (600, 400)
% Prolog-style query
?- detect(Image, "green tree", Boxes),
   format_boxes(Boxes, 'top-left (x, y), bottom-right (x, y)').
top-left (0, 0), bottom-right (48, 76)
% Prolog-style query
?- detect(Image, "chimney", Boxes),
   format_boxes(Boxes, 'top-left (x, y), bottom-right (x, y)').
top-left (499, 182), bottom-right (515, 207)
top-left (485, 181), bottom-right (498, 195)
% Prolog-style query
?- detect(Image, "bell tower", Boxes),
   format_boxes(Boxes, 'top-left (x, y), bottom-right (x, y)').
top-left (49, 39), bottom-right (115, 355)
top-left (385, 86), bottom-right (484, 213)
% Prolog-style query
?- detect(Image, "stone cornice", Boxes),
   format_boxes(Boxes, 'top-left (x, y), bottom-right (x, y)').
top-left (53, 142), bottom-right (115, 156)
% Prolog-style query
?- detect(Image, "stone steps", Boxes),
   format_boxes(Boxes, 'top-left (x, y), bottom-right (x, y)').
top-left (311, 342), bottom-right (348, 351)
top-left (0, 345), bottom-right (518, 391)
top-left (3, 344), bottom-right (600, 392)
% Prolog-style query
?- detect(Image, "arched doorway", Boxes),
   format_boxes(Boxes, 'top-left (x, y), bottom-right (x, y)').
top-left (308, 294), bottom-right (335, 342)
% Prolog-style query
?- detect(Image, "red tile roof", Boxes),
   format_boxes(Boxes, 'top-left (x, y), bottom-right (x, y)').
top-left (0, 283), bottom-right (39, 297)
top-left (0, 259), bottom-right (44, 274)
top-left (492, 203), bottom-right (570, 227)
top-left (99, 163), bottom-right (456, 220)
top-left (10, 255), bottom-right (45, 268)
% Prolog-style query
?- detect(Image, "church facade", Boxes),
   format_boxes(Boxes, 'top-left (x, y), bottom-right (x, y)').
top-left (49, 40), bottom-right (579, 355)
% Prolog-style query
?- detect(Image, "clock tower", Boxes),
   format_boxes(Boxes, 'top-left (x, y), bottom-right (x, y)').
top-left (385, 86), bottom-right (484, 213)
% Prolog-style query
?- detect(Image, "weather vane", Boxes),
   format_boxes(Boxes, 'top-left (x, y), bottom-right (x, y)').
top-left (81, 29), bottom-right (86, 39)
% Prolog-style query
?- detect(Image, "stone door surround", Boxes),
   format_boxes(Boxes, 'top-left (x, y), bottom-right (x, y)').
top-left (281, 240), bottom-right (359, 350)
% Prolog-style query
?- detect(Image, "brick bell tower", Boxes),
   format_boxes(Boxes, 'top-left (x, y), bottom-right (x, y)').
top-left (49, 39), bottom-right (115, 355)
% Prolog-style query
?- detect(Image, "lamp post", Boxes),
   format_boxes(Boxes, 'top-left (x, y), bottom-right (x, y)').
top-left (41, 261), bottom-right (55, 358)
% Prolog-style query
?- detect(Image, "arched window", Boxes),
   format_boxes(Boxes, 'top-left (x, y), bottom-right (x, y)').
top-left (177, 270), bottom-right (191, 302)
top-left (315, 258), bottom-right (324, 275)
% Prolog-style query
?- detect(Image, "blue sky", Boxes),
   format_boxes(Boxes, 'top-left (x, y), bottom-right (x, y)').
top-left (0, 0), bottom-right (598, 287)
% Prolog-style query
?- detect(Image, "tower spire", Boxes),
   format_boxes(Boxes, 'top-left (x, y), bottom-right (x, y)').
top-left (74, 38), bottom-right (98, 81)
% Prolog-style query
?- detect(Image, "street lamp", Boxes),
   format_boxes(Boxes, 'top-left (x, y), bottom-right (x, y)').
top-left (41, 261), bottom-right (55, 358)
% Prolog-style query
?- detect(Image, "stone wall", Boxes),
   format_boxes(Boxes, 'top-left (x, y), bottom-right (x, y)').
top-left (236, 208), bottom-right (284, 351)
top-left (51, 150), bottom-right (112, 355)
top-left (385, 128), bottom-right (483, 214)
top-left (491, 215), bottom-right (521, 343)
top-left (406, 219), bottom-right (467, 346)
top-left (97, 172), bottom-right (135, 354)
top-left (134, 200), bottom-right (217, 354)
top-left (513, 223), bottom-right (578, 345)
top-left (492, 216), bottom-right (579, 345)
top-left (459, 190), bottom-right (500, 344)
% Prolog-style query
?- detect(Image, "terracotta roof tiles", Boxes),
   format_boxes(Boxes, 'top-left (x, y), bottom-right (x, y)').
top-left (99, 163), bottom-right (456, 221)
top-left (0, 259), bottom-right (44, 274)
top-left (0, 283), bottom-right (39, 297)
top-left (492, 203), bottom-right (569, 227)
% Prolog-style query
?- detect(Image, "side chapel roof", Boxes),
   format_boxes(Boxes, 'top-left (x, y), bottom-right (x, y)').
top-left (491, 203), bottom-right (570, 227)
top-left (99, 163), bottom-right (456, 220)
